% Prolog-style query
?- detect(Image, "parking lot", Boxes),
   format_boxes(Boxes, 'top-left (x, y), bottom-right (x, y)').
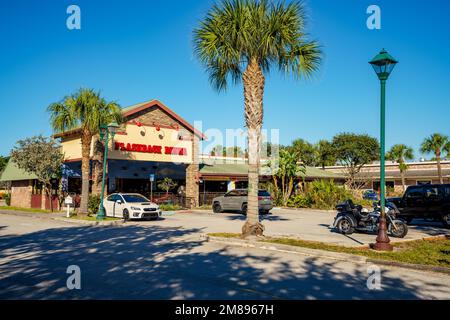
top-left (127, 207), bottom-right (450, 247)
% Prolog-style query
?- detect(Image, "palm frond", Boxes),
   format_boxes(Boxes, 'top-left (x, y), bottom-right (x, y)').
top-left (193, 0), bottom-right (322, 90)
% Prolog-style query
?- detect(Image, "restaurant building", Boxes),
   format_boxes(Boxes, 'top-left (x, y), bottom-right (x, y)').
top-left (0, 98), bottom-right (344, 209)
top-left (322, 160), bottom-right (450, 192)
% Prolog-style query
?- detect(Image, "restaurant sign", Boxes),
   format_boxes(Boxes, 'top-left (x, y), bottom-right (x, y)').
top-left (114, 142), bottom-right (187, 156)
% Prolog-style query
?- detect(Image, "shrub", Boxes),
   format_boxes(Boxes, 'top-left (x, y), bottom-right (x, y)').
top-left (306, 180), bottom-right (353, 210)
top-left (287, 180), bottom-right (356, 210)
top-left (159, 203), bottom-right (182, 211)
top-left (287, 194), bottom-right (311, 208)
top-left (4, 193), bottom-right (11, 206)
top-left (88, 194), bottom-right (101, 215)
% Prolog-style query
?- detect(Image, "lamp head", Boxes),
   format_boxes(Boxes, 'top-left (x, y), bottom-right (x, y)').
top-left (369, 49), bottom-right (398, 80)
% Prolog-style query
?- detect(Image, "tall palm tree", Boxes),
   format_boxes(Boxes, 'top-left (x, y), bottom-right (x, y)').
top-left (420, 133), bottom-right (450, 184)
top-left (48, 88), bottom-right (122, 214)
top-left (386, 144), bottom-right (414, 191)
top-left (194, 0), bottom-right (321, 237)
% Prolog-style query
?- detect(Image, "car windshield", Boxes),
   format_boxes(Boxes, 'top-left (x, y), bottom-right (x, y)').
top-left (122, 195), bottom-right (149, 203)
top-left (258, 190), bottom-right (270, 197)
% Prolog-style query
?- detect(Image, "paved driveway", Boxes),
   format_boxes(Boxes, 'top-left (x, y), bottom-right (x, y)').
top-left (1, 214), bottom-right (450, 300)
top-left (129, 208), bottom-right (449, 247)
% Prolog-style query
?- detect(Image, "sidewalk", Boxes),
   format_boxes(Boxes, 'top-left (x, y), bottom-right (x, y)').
top-left (0, 209), bottom-right (124, 226)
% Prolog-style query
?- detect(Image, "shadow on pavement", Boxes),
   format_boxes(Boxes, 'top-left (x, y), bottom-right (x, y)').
top-left (0, 224), bottom-right (447, 299)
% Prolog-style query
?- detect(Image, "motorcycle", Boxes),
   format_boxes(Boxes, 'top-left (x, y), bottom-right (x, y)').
top-left (333, 199), bottom-right (408, 238)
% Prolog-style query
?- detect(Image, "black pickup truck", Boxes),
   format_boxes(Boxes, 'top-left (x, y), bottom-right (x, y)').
top-left (387, 184), bottom-right (450, 227)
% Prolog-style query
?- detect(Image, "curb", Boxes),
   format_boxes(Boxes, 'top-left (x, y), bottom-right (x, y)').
top-left (0, 210), bottom-right (124, 226)
top-left (272, 207), bottom-right (335, 213)
top-left (202, 235), bottom-right (367, 264)
top-left (203, 234), bottom-right (450, 275)
top-left (52, 217), bottom-right (125, 226)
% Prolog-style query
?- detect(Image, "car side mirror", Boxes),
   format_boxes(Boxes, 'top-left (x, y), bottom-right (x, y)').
top-left (116, 200), bottom-right (123, 204)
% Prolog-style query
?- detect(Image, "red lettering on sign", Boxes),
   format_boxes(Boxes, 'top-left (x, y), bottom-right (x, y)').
top-left (114, 142), bottom-right (186, 156)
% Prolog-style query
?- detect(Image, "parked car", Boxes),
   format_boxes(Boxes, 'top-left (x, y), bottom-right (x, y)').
top-left (212, 189), bottom-right (273, 214)
top-left (387, 184), bottom-right (450, 227)
top-left (363, 189), bottom-right (379, 201)
top-left (103, 193), bottom-right (161, 220)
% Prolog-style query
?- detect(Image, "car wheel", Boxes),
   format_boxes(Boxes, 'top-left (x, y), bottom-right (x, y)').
top-left (336, 218), bottom-right (354, 235)
top-left (241, 204), bottom-right (247, 215)
top-left (123, 209), bottom-right (129, 221)
top-left (212, 202), bottom-right (222, 213)
top-left (442, 213), bottom-right (450, 228)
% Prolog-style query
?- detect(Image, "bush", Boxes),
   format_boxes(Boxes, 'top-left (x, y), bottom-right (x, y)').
top-left (287, 180), bottom-right (355, 210)
top-left (287, 194), bottom-right (311, 208)
top-left (305, 180), bottom-right (352, 210)
top-left (4, 193), bottom-right (11, 206)
top-left (159, 203), bottom-right (182, 211)
top-left (88, 194), bottom-right (101, 215)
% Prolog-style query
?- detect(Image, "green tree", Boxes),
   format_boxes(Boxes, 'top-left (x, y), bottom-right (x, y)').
top-left (316, 140), bottom-right (335, 169)
top-left (332, 133), bottom-right (379, 189)
top-left (288, 138), bottom-right (317, 166)
top-left (420, 133), bottom-right (450, 184)
top-left (48, 88), bottom-right (122, 214)
top-left (386, 144), bottom-right (414, 192)
top-left (0, 156), bottom-right (10, 173)
top-left (157, 178), bottom-right (178, 196)
top-left (267, 149), bottom-right (305, 206)
top-left (10, 135), bottom-right (64, 211)
top-left (194, 0), bottom-right (321, 236)
top-left (225, 146), bottom-right (245, 158)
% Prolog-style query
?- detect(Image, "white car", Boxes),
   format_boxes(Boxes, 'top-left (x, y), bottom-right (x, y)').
top-left (103, 193), bottom-right (161, 220)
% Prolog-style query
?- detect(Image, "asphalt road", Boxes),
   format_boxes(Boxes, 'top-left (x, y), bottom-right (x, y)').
top-left (1, 213), bottom-right (449, 300)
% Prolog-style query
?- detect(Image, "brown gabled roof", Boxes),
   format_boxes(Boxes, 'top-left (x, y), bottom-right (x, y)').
top-left (53, 99), bottom-right (205, 140)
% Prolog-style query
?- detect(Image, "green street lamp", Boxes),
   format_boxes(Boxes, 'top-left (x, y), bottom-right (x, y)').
top-left (96, 121), bottom-right (120, 221)
top-left (369, 49), bottom-right (398, 251)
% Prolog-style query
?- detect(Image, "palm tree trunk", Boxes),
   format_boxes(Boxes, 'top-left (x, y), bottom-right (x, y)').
top-left (401, 170), bottom-right (406, 192)
top-left (91, 136), bottom-right (104, 196)
top-left (79, 132), bottom-right (92, 215)
top-left (436, 151), bottom-right (443, 184)
top-left (242, 58), bottom-right (265, 237)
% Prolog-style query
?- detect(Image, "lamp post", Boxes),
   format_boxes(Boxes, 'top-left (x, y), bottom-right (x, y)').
top-left (96, 121), bottom-right (120, 220)
top-left (369, 49), bottom-right (398, 251)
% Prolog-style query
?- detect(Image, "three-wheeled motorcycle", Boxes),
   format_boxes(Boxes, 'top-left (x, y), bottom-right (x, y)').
top-left (333, 199), bottom-right (408, 238)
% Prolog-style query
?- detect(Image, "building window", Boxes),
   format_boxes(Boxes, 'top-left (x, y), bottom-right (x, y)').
top-left (372, 181), bottom-right (394, 191)
top-left (416, 180), bottom-right (431, 185)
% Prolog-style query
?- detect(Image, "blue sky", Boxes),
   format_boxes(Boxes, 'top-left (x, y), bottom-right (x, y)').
top-left (1, 0), bottom-right (449, 159)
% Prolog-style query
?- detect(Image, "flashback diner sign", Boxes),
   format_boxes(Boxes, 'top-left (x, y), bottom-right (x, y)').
top-left (114, 142), bottom-right (187, 156)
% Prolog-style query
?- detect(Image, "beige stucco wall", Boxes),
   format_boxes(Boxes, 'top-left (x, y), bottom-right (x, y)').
top-left (60, 123), bottom-right (193, 164)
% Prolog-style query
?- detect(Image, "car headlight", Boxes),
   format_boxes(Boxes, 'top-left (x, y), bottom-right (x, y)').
top-left (131, 206), bottom-right (141, 211)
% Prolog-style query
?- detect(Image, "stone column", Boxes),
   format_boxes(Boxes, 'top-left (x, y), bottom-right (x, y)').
top-left (185, 136), bottom-right (199, 208)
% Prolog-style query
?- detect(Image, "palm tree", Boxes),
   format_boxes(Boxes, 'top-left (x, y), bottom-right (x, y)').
top-left (386, 144), bottom-right (414, 191)
top-left (48, 88), bottom-right (122, 214)
top-left (420, 133), bottom-right (450, 184)
top-left (194, 0), bottom-right (321, 237)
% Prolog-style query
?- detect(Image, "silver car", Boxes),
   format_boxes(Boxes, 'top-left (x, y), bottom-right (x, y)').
top-left (212, 189), bottom-right (273, 214)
